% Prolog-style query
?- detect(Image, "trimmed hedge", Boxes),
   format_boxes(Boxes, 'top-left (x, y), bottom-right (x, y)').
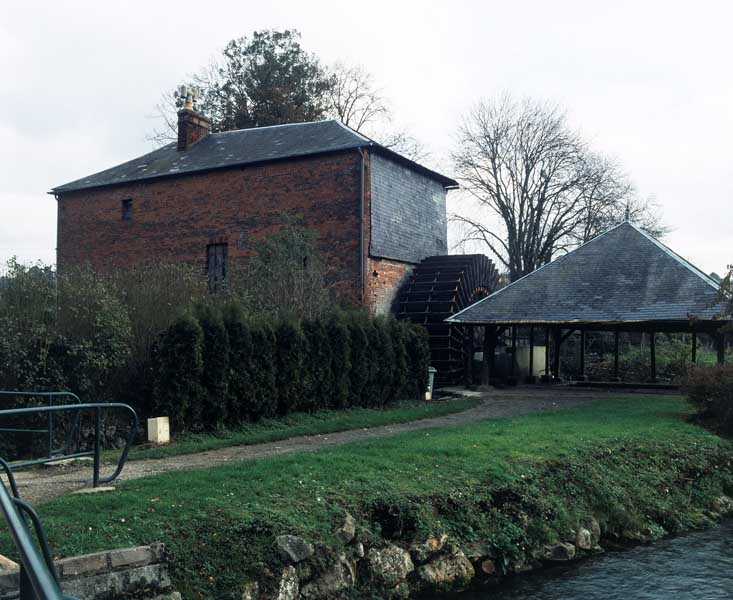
top-left (149, 308), bottom-right (431, 432)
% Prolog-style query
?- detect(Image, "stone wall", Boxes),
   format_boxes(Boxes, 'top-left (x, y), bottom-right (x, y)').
top-left (0, 544), bottom-right (178, 600)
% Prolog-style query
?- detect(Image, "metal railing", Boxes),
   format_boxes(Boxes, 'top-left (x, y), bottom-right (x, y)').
top-left (0, 392), bottom-right (82, 465)
top-left (0, 459), bottom-right (77, 600)
top-left (0, 399), bottom-right (138, 488)
top-left (0, 398), bottom-right (139, 599)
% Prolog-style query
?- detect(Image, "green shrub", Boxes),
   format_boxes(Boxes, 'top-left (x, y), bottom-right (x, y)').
top-left (686, 364), bottom-right (733, 432)
top-left (327, 316), bottom-right (351, 409)
top-left (194, 304), bottom-right (230, 430)
top-left (405, 324), bottom-right (430, 399)
top-left (275, 320), bottom-right (307, 415)
top-left (389, 319), bottom-right (409, 402)
top-left (222, 303), bottom-right (254, 425)
top-left (151, 315), bottom-right (205, 431)
top-left (346, 315), bottom-right (370, 407)
top-left (302, 319), bottom-right (332, 411)
top-left (248, 321), bottom-right (277, 420)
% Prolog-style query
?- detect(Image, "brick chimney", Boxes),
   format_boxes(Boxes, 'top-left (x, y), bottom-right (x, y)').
top-left (176, 85), bottom-right (211, 151)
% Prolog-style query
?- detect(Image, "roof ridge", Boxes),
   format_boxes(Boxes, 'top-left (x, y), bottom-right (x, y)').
top-left (211, 119), bottom-right (341, 136)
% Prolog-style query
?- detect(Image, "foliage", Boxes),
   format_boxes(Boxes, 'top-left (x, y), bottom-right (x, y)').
top-left (194, 303), bottom-right (230, 430)
top-left (0, 260), bottom-right (132, 400)
top-left (25, 397), bottom-right (733, 599)
top-left (686, 365), bottom-right (733, 433)
top-left (230, 223), bottom-right (341, 321)
top-left (451, 94), bottom-right (666, 281)
top-left (192, 30), bottom-right (330, 132)
top-left (149, 309), bottom-right (430, 432)
top-left (716, 265), bottom-right (732, 330)
top-left (150, 314), bottom-right (204, 431)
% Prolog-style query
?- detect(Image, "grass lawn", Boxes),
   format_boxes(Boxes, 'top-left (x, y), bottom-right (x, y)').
top-left (120, 397), bottom-right (480, 461)
top-left (7, 396), bottom-right (733, 599)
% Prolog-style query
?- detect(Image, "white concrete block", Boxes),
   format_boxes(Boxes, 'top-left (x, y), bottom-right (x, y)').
top-left (147, 417), bottom-right (170, 445)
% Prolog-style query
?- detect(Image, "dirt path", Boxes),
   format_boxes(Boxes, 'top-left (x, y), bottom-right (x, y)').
top-left (7, 387), bottom-right (675, 505)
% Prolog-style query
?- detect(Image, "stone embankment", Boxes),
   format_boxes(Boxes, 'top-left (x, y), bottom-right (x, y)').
top-left (0, 543), bottom-right (179, 599)
top-left (242, 496), bottom-right (733, 600)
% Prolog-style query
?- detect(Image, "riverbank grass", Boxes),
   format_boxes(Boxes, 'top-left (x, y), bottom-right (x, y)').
top-left (13, 396), bottom-right (733, 599)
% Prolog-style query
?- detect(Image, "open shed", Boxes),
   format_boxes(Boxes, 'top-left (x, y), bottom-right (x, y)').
top-left (447, 221), bottom-right (730, 384)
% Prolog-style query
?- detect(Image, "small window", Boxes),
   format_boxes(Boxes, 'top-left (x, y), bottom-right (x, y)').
top-left (122, 199), bottom-right (133, 222)
top-left (207, 243), bottom-right (228, 289)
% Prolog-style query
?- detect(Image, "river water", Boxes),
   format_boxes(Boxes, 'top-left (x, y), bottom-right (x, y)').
top-left (458, 521), bottom-right (733, 600)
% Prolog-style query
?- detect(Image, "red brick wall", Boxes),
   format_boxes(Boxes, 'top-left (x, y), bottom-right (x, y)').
top-left (57, 151), bottom-right (364, 300)
top-left (365, 257), bottom-right (414, 315)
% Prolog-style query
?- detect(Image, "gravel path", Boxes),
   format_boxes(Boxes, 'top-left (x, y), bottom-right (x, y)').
top-left (6, 387), bottom-right (673, 505)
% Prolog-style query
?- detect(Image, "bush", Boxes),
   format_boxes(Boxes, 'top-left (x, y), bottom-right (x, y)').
top-left (222, 303), bottom-right (255, 425)
top-left (194, 304), bottom-right (230, 430)
top-left (686, 365), bottom-right (733, 432)
top-left (327, 316), bottom-right (351, 409)
top-left (248, 321), bottom-right (277, 420)
top-left (151, 315), bottom-right (205, 431)
top-left (147, 308), bottom-right (432, 432)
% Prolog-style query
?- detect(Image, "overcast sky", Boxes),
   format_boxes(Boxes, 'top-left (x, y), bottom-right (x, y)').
top-left (2, 0), bottom-right (731, 275)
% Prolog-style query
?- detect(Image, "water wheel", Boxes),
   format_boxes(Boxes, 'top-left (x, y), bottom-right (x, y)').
top-left (396, 254), bottom-right (499, 387)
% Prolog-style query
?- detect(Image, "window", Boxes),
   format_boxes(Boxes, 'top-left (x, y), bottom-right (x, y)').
top-left (121, 199), bottom-right (133, 222)
top-left (207, 243), bottom-right (228, 289)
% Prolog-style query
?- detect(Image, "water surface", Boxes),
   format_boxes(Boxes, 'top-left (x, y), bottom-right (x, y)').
top-left (459, 521), bottom-right (733, 600)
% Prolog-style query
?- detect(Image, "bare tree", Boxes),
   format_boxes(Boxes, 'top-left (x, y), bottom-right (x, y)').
top-left (325, 62), bottom-right (427, 162)
top-left (451, 95), bottom-right (664, 281)
top-left (327, 62), bottom-right (388, 131)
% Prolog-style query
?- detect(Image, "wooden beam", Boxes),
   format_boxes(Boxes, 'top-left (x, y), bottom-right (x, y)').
top-left (553, 328), bottom-right (562, 380)
top-left (510, 326), bottom-right (517, 378)
top-left (717, 332), bottom-right (726, 365)
top-left (464, 325), bottom-right (474, 387)
top-left (481, 326), bottom-right (496, 385)
top-left (691, 332), bottom-right (697, 364)
top-left (528, 326), bottom-right (535, 381)
top-left (650, 331), bottom-right (657, 382)
top-left (578, 329), bottom-right (586, 380)
top-left (613, 329), bottom-right (620, 380)
top-left (544, 326), bottom-right (551, 382)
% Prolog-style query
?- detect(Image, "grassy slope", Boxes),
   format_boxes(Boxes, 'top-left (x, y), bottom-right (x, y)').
top-left (12, 396), bottom-right (733, 599)
top-left (121, 397), bottom-right (480, 461)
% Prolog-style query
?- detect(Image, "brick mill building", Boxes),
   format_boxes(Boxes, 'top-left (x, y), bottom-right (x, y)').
top-left (53, 103), bottom-right (464, 313)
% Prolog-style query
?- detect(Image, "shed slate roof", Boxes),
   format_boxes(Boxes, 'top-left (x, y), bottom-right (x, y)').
top-left (448, 221), bottom-right (728, 326)
top-left (52, 120), bottom-right (457, 193)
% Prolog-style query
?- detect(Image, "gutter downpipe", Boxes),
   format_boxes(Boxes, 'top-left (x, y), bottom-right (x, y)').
top-left (359, 147), bottom-right (366, 304)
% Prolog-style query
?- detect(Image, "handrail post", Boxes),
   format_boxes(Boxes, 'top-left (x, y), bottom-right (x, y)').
top-left (93, 407), bottom-right (101, 488)
top-left (20, 564), bottom-right (41, 600)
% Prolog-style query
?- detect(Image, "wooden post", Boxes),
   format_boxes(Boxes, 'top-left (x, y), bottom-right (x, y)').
top-left (543, 326), bottom-right (551, 382)
top-left (717, 332), bottom-right (726, 365)
top-left (613, 330), bottom-right (620, 381)
top-left (578, 329), bottom-right (586, 380)
top-left (691, 332), bottom-right (697, 364)
top-left (464, 325), bottom-right (474, 387)
top-left (553, 328), bottom-right (562, 380)
top-left (650, 331), bottom-right (657, 382)
top-left (481, 326), bottom-right (496, 386)
top-left (528, 326), bottom-right (535, 382)
top-left (510, 326), bottom-right (517, 380)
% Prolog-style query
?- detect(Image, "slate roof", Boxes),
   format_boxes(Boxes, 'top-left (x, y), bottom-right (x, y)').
top-left (448, 221), bottom-right (728, 326)
top-left (52, 120), bottom-right (457, 193)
